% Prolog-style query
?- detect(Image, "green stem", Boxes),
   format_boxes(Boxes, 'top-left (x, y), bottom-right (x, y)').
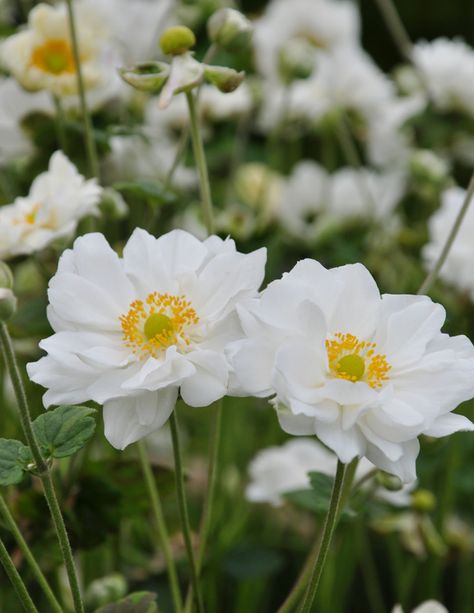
top-left (52, 95), bottom-right (68, 154)
top-left (0, 494), bottom-right (62, 613)
top-left (418, 170), bottom-right (474, 295)
top-left (169, 412), bottom-right (205, 613)
top-left (185, 91), bottom-right (215, 234)
top-left (65, 0), bottom-right (100, 180)
top-left (0, 323), bottom-right (84, 613)
top-left (0, 537), bottom-right (39, 613)
top-left (297, 461), bottom-right (347, 613)
top-left (137, 440), bottom-right (183, 613)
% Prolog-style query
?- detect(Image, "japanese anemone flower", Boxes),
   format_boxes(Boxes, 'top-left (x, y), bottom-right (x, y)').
top-left (27, 229), bottom-right (266, 449)
top-left (0, 151), bottom-right (101, 260)
top-left (230, 260), bottom-right (474, 481)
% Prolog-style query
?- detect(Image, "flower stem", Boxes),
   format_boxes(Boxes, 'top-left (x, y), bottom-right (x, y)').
top-left (65, 0), bottom-right (100, 180)
top-left (297, 461), bottom-right (347, 613)
top-left (52, 95), bottom-right (68, 154)
top-left (169, 412), bottom-right (205, 613)
top-left (0, 493), bottom-right (62, 613)
top-left (137, 440), bottom-right (183, 613)
top-left (0, 537), bottom-right (39, 613)
top-left (185, 91), bottom-right (215, 234)
top-left (418, 170), bottom-right (474, 295)
top-left (0, 323), bottom-right (84, 613)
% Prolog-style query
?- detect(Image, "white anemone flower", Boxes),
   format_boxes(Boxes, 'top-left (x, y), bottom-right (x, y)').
top-left (1, 3), bottom-right (108, 97)
top-left (423, 187), bottom-right (474, 299)
top-left (246, 438), bottom-right (415, 507)
top-left (27, 229), bottom-right (266, 450)
top-left (230, 260), bottom-right (474, 481)
top-left (0, 151), bottom-right (102, 260)
top-left (392, 601), bottom-right (449, 613)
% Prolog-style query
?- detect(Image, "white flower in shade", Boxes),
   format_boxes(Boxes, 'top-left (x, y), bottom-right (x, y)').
top-left (1, 3), bottom-right (108, 97)
top-left (392, 601), bottom-right (448, 613)
top-left (423, 187), bottom-right (474, 299)
top-left (246, 438), bottom-right (415, 507)
top-left (230, 260), bottom-right (474, 482)
top-left (0, 151), bottom-right (101, 260)
top-left (413, 38), bottom-right (474, 117)
top-left (253, 0), bottom-right (360, 82)
top-left (27, 229), bottom-right (266, 449)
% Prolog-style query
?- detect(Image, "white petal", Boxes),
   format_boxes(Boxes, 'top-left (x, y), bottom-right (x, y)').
top-left (277, 409), bottom-right (316, 435)
top-left (229, 338), bottom-right (276, 397)
top-left (314, 417), bottom-right (366, 463)
top-left (180, 350), bottom-right (228, 406)
top-left (366, 438), bottom-right (419, 483)
top-left (423, 412), bottom-right (474, 437)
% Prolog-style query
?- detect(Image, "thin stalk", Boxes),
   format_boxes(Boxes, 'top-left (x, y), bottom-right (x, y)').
top-left (0, 538), bottom-right (39, 613)
top-left (65, 0), bottom-right (100, 179)
top-left (0, 494), bottom-right (62, 613)
top-left (297, 461), bottom-right (347, 613)
top-left (169, 412), bottom-right (205, 613)
top-left (137, 440), bottom-right (183, 613)
top-left (418, 170), bottom-right (474, 295)
top-left (185, 91), bottom-right (215, 234)
top-left (277, 538), bottom-right (320, 613)
top-left (52, 95), bottom-right (68, 154)
top-left (0, 323), bottom-right (84, 613)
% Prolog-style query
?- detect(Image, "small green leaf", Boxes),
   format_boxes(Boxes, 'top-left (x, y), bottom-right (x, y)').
top-left (113, 180), bottom-right (176, 206)
top-left (33, 405), bottom-right (97, 459)
top-left (94, 591), bottom-right (158, 613)
top-left (0, 439), bottom-right (32, 486)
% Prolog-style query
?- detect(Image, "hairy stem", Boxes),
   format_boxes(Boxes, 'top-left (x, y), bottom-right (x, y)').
top-left (0, 537), bottom-right (39, 613)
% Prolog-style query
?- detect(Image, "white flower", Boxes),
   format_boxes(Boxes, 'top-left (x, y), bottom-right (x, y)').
top-left (27, 229), bottom-right (266, 450)
top-left (392, 601), bottom-right (449, 613)
top-left (423, 187), bottom-right (474, 299)
top-left (253, 0), bottom-right (360, 82)
top-left (413, 38), bottom-right (474, 117)
top-left (1, 3), bottom-right (109, 97)
top-left (246, 438), bottom-right (415, 507)
top-left (0, 151), bottom-right (102, 260)
top-left (230, 260), bottom-right (474, 481)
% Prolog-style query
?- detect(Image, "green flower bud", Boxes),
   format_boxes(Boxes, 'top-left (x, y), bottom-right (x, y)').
top-left (0, 288), bottom-right (17, 322)
top-left (85, 574), bottom-right (128, 609)
top-left (279, 39), bottom-right (316, 83)
top-left (160, 25), bottom-right (196, 56)
top-left (119, 61), bottom-right (169, 93)
top-left (411, 488), bottom-right (436, 513)
top-left (0, 262), bottom-right (13, 290)
top-left (375, 471), bottom-right (403, 492)
top-left (207, 8), bottom-right (253, 51)
top-left (204, 64), bottom-right (245, 93)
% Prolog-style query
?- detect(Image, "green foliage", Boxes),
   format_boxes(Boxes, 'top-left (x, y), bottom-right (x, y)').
top-left (0, 438), bottom-right (32, 485)
top-left (94, 591), bottom-right (158, 613)
top-left (113, 181), bottom-right (177, 208)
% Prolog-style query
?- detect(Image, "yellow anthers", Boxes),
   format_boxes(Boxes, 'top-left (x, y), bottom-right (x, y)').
top-left (326, 332), bottom-right (391, 389)
top-left (31, 39), bottom-right (76, 75)
top-left (120, 292), bottom-right (199, 358)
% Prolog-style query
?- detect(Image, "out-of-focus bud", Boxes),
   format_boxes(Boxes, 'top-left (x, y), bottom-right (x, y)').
top-left (99, 188), bottom-right (128, 220)
top-left (410, 150), bottom-right (450, 184)
top-left (375, 471), bottom-right (403, 492)
top-left (204, 64), bottom-right (245, 93)
top-left (394, 65), bottom-right (422, 95)
top-left (411, 488), bottom-right (436, 513)
top-left (119, 61), bottom-right (169, 93)
top-left (207, 8), bottom-right (253, 51)
top-left (159, 53), bottom-right (204, 108)
top-left (160, 25), bottom-right (196, 56)
top-left (84, 574), bottom-right (128, 609)
top-left (235, 162), bottom-right (283, 219)
top-left (0, 288), bottom-right (17, 321)
top-left (278, 38), bottom-right (316, 83)
top-left (0, 262), bottom-right (13, 290)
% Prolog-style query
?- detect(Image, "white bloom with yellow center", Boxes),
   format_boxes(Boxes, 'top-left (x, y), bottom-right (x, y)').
top-left (27, 229), bottom-right (266, 449)
top-left (230, 260), bottom-right (474, 481)
top-left (0, 151), bottom-right (101, 260)
top-left (1, 3), bottom-right (106, 97)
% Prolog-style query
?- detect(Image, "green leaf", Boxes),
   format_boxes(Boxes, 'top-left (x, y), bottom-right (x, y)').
top-left (113, 180), bottom-right (176, 206)
top-left (284, 472), bottom-right (355, 519)
top-left (94, 591), bottom-right (158, 613)
top-left (32, 405), bottom-right (97, 459)
top-left (0, 439), bottom-right (32, 486)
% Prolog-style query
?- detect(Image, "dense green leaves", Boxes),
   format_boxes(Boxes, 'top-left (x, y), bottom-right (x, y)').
top-left (0, 438), bottom-right (32, 485)
top-left (95, 591), bottom-right (158, 613)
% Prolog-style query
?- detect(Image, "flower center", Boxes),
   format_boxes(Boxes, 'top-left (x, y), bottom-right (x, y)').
top-left (326, 332), bottom-right (391, 389)
top-left (120, 292), bottom-right (199, 358)
top-left (31, 39), bottom-right (76, 75)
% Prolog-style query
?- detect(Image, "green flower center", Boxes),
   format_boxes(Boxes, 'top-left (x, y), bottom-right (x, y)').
top-left (335, 354), bottom-right (365, 381)
top-left (144, 313), bottom-right (174, 340)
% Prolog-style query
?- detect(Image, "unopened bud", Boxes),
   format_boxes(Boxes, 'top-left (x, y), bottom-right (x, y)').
top-left (204, 64), bottom-right (245, 93)
top-left (411, 488), bottom-right (436, 513)
top-left (119, 61), bottom-right (169, 93)
top-left (279, 39), bottom-right (315, 82)
top-left (0, 262), bottom-right (13, 289)
top-left (160, 25), bottom-right (196, 56)
top-left (0, 288), bottom-right (17, 321)
top-left (375, 471), bottom-right (403, 492)
top-left (207, 8), bottom-right (253, 51)
top-left (85, 574), bottom-right (128, 609)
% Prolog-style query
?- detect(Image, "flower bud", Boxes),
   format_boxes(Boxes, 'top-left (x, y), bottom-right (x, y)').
top-left (85, 574), bottom-right (128, 609)
top-left (207, 8), bottom-right (253, 51)
top-left (411, 488), bottom-right (436, 513)
top-left (204, 64), bottom-right (245, 93)
top-left (0, 262), bottom-right (13, 290)
top-left (278, 39), bottom-right (316, 83)
top-left (0, 288), bottom-right (17, 321)
top-left (119, 61), bottom-right (169, 93)
top-left (375, 471), bottom-right (403, 492)
top-left (160, 25), bottom-right (196, 56)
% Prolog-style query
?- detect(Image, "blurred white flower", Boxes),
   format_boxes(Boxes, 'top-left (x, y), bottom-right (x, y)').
top-left (424, 187), bottom-right (474, 298)
top-left (0, 151), bottom-right (101, 259)
top-left (230, 260), bottom-right (474, 481)
top-left (413, 38), bottom-right (474, 117)
top-left (392, 601), bottom-right (448, 613)
top-left (28, 229), bottom-right (266, 450)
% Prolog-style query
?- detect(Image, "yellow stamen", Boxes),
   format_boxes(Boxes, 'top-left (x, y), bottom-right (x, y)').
top-left (31, 39), bottom-right (76, 75)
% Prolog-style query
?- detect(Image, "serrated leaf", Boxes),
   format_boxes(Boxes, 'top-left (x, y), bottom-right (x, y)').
top-left (94, 591), bottom-right (158, 613)
top-left (0, 439), bottom-right (32, 486)
top-left (33, 405), bottom-right (97, 459)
